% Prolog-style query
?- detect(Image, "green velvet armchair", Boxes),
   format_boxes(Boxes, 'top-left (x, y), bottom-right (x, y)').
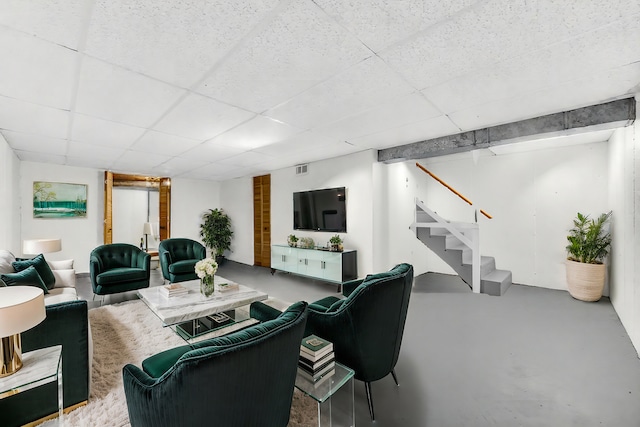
top-left (158, 238), bottom-right (206, 283)
top-left (253, 263), bottom-right (414, 421)
top-left (122, 301), bottom-right (308, 427)
top-left (90, 243), bottom-right (150, 296)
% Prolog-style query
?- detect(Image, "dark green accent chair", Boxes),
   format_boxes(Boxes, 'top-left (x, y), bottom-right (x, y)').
top-left (158, 238), bottom-right (206, 283)
top-left (122, 301), bottom-right (308, 427)
top-left (0, 300), bottom-right (90, 427)
top-left (254, 263), bottom-right (414, 421)
top-left (90, 243), bottom-right (151, 296)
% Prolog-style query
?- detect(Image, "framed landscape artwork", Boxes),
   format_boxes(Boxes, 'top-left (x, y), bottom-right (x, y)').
top-left (33, 181), bottom-right (87, 218)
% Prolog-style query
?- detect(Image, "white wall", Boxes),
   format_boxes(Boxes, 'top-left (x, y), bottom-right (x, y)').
top-left (20, 162), bottom-right (103, 272)
top-left (381, 140), bottom-right (610, 291)
top-left (222, 150), bottom-right (376, 276)
top-left (170, 178), bottom-right (220, 246)
top-left (0, 135), bottom-right (20, 251)
top-left (608, 102), bottom-right (640, 356)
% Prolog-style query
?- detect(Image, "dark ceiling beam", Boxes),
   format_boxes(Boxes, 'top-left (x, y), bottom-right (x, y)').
top-left (378, 97), bottom-right (636, 163)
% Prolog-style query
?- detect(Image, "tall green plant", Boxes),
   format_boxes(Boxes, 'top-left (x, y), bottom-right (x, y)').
top-left (200, 208), bottom-right (233, 257)
top-left (566, 211), bottom-right (612, 264)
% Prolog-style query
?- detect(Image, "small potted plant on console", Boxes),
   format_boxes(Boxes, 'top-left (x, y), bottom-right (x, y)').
top-left (287, 234), bottom-right (298, 247)
top-left (329, 234), bottom-right (343, 252)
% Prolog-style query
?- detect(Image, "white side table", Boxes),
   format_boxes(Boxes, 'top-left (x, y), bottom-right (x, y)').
top-left (295, 362), bottom-right (355, 427)
top-left (0, 345), bottom-right (63, 425)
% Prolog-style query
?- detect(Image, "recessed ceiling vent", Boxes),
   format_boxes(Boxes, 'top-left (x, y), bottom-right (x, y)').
top-left (295, 164), bottom-right (308, 175)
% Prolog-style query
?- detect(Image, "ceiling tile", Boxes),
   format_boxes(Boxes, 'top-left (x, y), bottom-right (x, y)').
top-left (111, 150), bottom-right (173, 171)
top-left (253, 131), bottom-right (340, 156)
top-left (65, 155), bottom-right (114, 170)
top-left (208, 115), bottom-right (303, 150)
top-left (85, 0), bottom-right (282, 88)
top-left (265, 56), bottom-right (416, 129)
top-left (197, 0), bottom-right (371, 112)
top-left (67, 141), bottom-right (125, 161)
top-left (0, 96), bottom-right (69, 139)
top-left (153, 93), bottom-right (255, 140)
top-left (178, 162), bottom-right (241, 180)
top-left (218, 151), bottom-right (274, 167)
top-left (0, 27), bottom-right (77, 110)
top-left (313, 0), bottom-right (479, 52)
top-left (0, 0), bottom-right (88, 49)
top-left (178, 141), bottom-right (244, 162)
top-left (75, 56), bottom-right (186, 128)
top-left (315, 92), bottom-right (442, 141)
top-left (2, 131), bottom-right (67, 155)
top-left (154, 156), bottom-right (210, 176)
top-left (14, 150), bottom-right (66, 164)
top-left (348, 115), bottom-right (461, 149)
top-left (71, 114), bottom-right (146, 148)
top-left (131, 130), bottom-right (201, 156)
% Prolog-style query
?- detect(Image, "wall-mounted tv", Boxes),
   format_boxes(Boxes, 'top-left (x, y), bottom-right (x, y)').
top-left (293, 187), bottom-right (346, 232)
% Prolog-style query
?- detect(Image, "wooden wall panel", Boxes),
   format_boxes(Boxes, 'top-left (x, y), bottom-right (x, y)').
top-left (253, 175), bottom-right (271, 267)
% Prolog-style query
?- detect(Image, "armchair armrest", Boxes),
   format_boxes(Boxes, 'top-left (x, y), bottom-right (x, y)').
top-left (135, 251), bottom-right (151, 270)
top-left (250, 301), bottom-right (283, 322)
top-left (342, 278), bottom-right (364, 297)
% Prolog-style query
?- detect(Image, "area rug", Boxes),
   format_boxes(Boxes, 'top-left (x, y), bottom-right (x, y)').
top-left (44, 299), bottom-right (317, 426)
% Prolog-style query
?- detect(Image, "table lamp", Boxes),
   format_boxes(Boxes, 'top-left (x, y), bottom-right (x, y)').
top-left (0, 286), bottom-right (46, 377)
top-left (143, 223), bottom-right (154, 251)
top-left (22, 238), bottom-right (62, 256)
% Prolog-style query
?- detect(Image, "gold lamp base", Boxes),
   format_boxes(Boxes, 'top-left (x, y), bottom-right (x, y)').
top-left (0, 334), bottom-right (23, 377)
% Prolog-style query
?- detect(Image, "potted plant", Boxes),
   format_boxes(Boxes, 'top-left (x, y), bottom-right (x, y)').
top-left (200, 208), bottom-right (233, 265)
top-left (565, 211), bottom-right (612, 301)
top-left (329, 234), bottom-right (343, 252)
top-left (287, 234), bottom-right (298, 247)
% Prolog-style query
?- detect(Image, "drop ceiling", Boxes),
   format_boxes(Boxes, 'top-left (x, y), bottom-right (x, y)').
top-left (0, 0), bottom-right (638, 181)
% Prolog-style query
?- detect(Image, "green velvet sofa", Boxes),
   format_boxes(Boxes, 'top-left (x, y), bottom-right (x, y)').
top-left (90, 243), bottom-right (151, 296)
top-left (252, 263), bottom-right (414, 421)
top-left (158, 238), bottom-right (206, 283)
top-left (0, 300), bottom-right (91, 427)
top-left (122, 301), bottom-right (308, 427)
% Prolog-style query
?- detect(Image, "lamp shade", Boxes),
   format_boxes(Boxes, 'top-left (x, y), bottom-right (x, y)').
top-left (0, 286), bottom-right (46, 337)
top-left (23, 238), bottom-right (62, 255)
top-left (143, 222), bottom-right (154, 235)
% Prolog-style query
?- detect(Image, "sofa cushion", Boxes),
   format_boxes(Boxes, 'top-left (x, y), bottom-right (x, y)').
top-left (44, 287), bottom-right (78, 305)
top-left (13, 254), bottom-right (56, 290)
top-left (47, 259), bottom-right (74, 270)
top-left (168, 259), bottom-right (197, 274)
top-left (0, 250), bottom-right (16, 274)
top-left (1, 266), bottom-right (49, 293)
top-left (51, 269), bottom-right (76, 288)
top-left (96, 267), bottom-right (147, 285)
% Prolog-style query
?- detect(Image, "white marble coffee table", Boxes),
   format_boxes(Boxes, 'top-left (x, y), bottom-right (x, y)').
top-left (137, 276), bottom-right (267, 342)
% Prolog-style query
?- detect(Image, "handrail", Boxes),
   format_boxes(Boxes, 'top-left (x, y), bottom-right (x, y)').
top-left (416, 162), bottom-right (493, 219)
top-left (416, 163), bottom-right (472, 205)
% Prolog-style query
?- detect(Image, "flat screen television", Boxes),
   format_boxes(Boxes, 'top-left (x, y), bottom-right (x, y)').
top-left (293, 187), bottom-right (346, 232)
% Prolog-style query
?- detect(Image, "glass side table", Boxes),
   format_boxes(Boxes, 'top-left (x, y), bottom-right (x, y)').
top-left (295, 361), bottom-right (355, 427)
top-left (0, 345), bottom-right (63, 425)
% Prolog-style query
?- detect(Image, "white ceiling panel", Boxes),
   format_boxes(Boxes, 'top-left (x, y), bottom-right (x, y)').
top-left (153, 93), bottom-right (255, 141)
top-left (265, 56), bottom-right (416, 129)
top-left (75, 56), bottom-right (186, 128)
top-left (71, 114), bottom-right (146, 148)
top-left (316, 92), bottom-right (442, 141)
top-left (208, 116), bottom-right (303, 150)
top-left (67, 141), bottom-right (125, 162)
top-left (131, 130), bottom-right (201, 157)
top-left (253, 131), bottom-right (340, 156)
top-left (313, 0), bottom-right (480, 53)
top-left (349, 115), bottom-right (461, 149)
top-left (0, 27), bottom-right (77, 110)
top-left (15, 150), bottom-right (66, 164)
top-left (2, 131), bottom-right (67, 155)
top-left (218, 151), bottom-right (274, 167)
top-left (112, 150), bottom-right (173, 170)
top-left (177, 141), bottom-right (244, 162)
top-left (65, 155), bottom-right (114, 170)
top-left (154, 156), bottom-right (210, 176)
top-left (0, 96), bottom-right (69, 139)
top-left (197, 0), bottom-right (372, 112)
top-left (179, 162), bottom-right (241, 180)
top-left (0, 0), bottom-right (88, 49)
top-left (85, 0), bottom-right (281, 88)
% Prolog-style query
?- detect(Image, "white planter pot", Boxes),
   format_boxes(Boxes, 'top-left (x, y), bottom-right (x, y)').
top-left (566, 259), bottom-right (606, 302)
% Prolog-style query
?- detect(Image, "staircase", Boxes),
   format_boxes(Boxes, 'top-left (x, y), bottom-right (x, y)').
top-left (411, 199), bottom-right (512, 296)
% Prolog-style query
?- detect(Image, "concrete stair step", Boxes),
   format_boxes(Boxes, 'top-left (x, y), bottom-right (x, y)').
top-left (481, 269), bottom-right (512, 296)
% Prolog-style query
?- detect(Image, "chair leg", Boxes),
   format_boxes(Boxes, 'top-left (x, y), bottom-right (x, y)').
top-left (391, 369), bottom-right (399, 386)
top-left (365, 381), bottom-right (375, 421)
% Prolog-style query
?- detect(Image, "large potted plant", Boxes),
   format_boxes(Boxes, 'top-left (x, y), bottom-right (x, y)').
top-left (565, 211), bottom-right (612, 302)
top-left (200, 208), bottom-right (233, 265)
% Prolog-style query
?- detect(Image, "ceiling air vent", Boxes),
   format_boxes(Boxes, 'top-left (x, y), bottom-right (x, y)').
top-left (295, 164), bottom-right (308, 175)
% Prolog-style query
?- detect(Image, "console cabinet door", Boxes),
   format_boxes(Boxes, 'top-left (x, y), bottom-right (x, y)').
top-left (272, 246), bottom-right (296, 272)
top-left (300, 250), bottom-right (324, 278)
top-left (322, 252), bottom-right (343, 282)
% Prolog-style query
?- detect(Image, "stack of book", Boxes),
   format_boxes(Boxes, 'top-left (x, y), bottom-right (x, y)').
top-left (159, 283), bottom-right (188, 298)
top-left (298, 334), bottom-right (335, 384)
top-left (216, 282), bottom-right (239, 292)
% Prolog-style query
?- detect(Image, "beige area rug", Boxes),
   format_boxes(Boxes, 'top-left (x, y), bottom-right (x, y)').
top-left (43, 299), bottom-right (317, 427)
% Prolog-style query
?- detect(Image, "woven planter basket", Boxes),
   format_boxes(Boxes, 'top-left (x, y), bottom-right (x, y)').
top-left (566, 259), bottom-right (606, 302)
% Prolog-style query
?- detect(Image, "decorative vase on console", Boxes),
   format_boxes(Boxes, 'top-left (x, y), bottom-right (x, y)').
top-left (195, 257), bottom-right (218, 298)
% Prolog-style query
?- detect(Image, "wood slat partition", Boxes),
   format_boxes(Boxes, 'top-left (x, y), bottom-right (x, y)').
top-left (253, 175), bottom-right (271, 267)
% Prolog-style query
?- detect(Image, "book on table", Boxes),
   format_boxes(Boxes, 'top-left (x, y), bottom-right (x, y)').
top-left (159, 283), bottom-right (188, 298)
top-left (297, 360), bottom-right (336, 382)
top-left (299, 350), bottom-right (335, 372)
top-left (297, 367), bottom-right (336, 387)
top-left (300, 334), bottom-right (334, 361)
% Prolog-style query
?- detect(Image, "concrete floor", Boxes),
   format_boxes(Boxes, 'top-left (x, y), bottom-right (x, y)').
top-left (78, 262), bottom-right (640, 427)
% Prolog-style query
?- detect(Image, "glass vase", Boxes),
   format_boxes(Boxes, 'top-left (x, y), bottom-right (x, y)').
top-left (200, 275), bottom-right (215, 297)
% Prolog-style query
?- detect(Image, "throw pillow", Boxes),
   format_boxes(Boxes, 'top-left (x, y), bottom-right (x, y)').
top-left (0, 250), bottom-right (16, 274)
top-left (13, 254), bottom-right (56, 290)
top-left (47, 259), bottom-right (74, 270)
top-left (0, 266), bottom-right (49, 294)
